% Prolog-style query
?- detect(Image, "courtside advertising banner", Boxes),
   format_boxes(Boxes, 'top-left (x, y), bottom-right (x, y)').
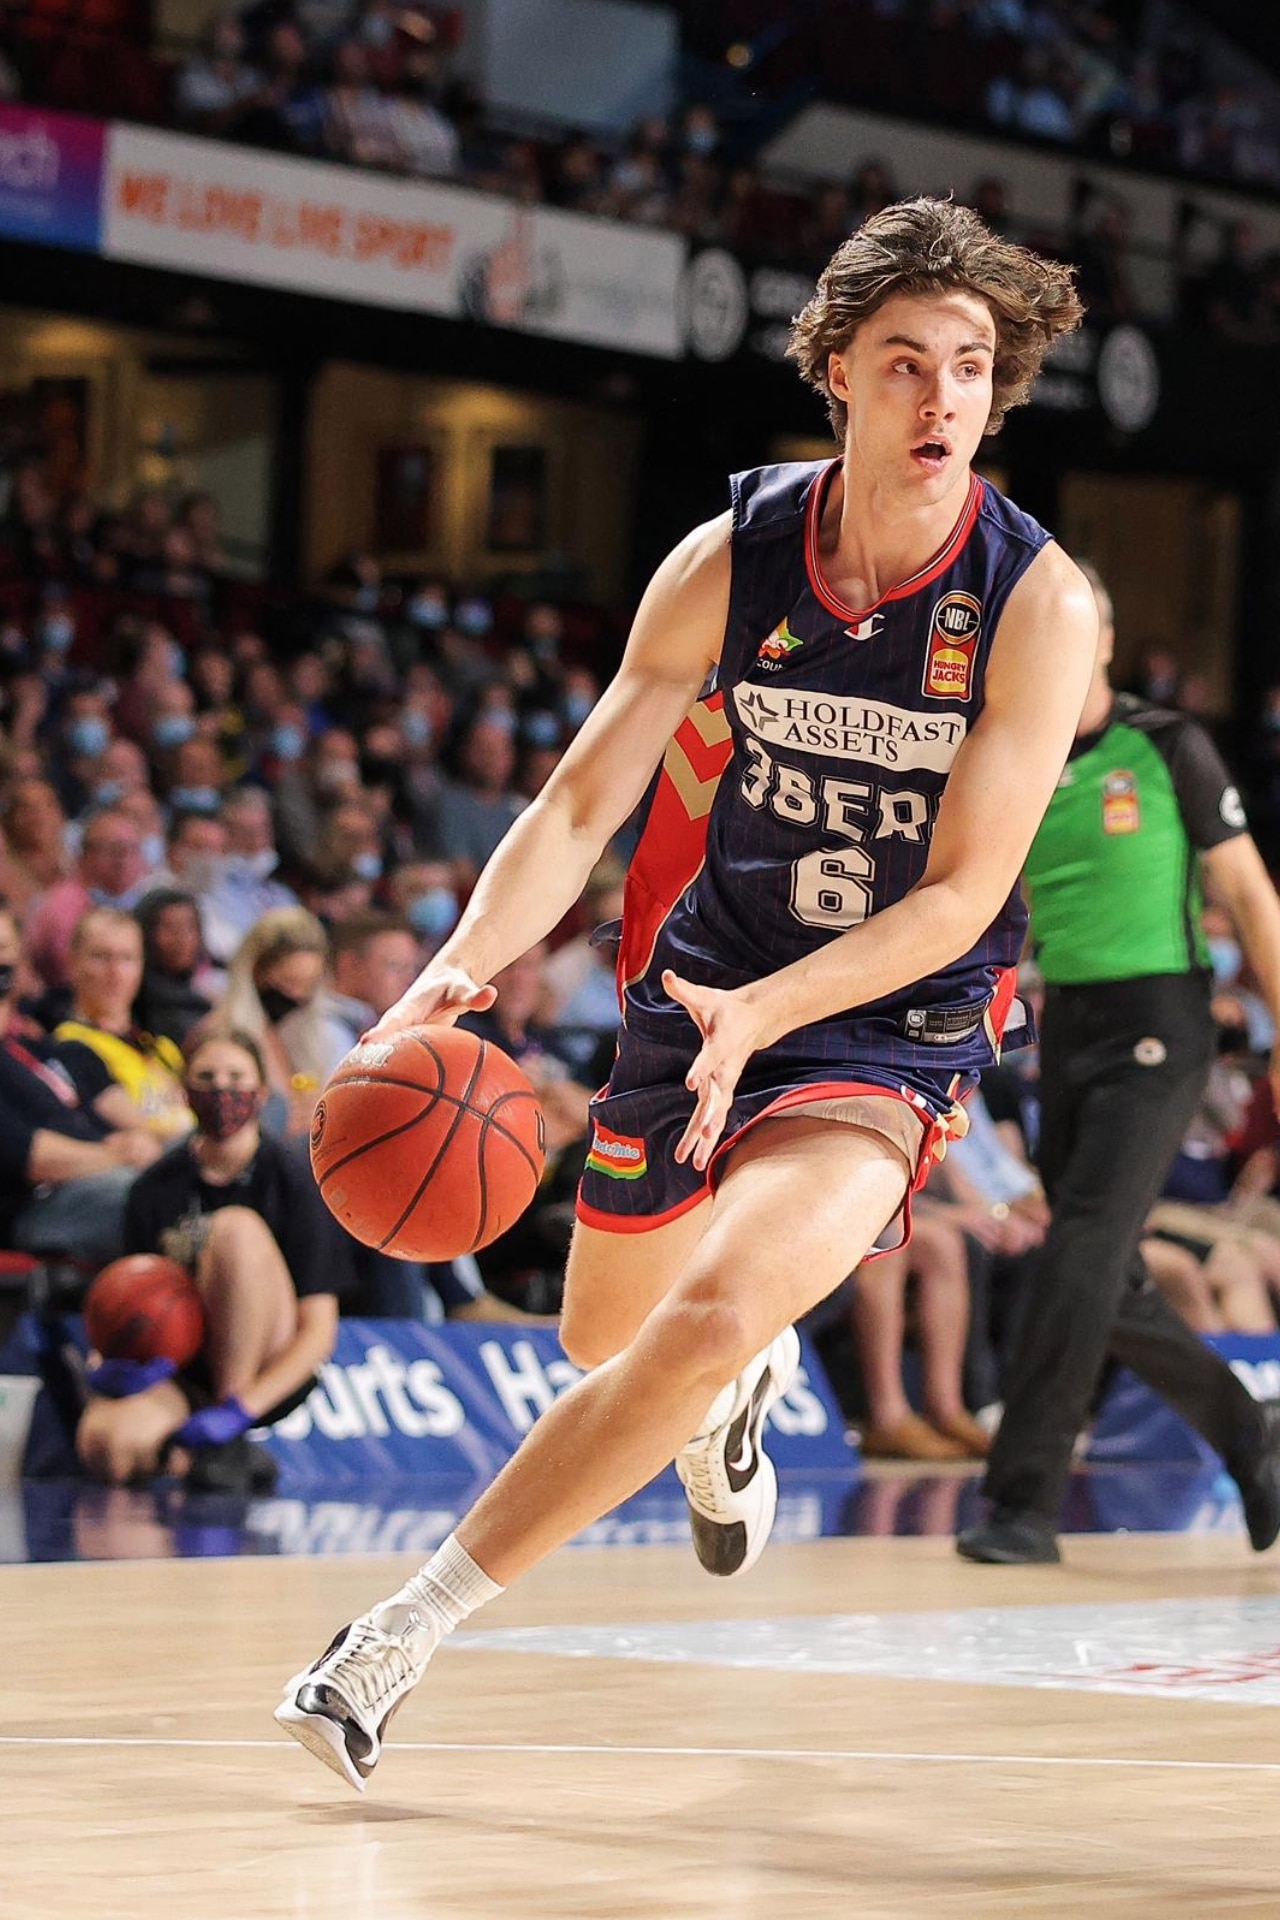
top-left (260, 1319), bottom-right (855, 1489)
top-left (0, 104), bottom-right (105, 251)
top-left (102, 124), bottom-right (684, 357)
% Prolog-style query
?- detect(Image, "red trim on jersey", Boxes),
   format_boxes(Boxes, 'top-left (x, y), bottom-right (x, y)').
top-left (804, 460), bottom-right (984, 624)
top-left (616, 692), bottom-right (733, 995)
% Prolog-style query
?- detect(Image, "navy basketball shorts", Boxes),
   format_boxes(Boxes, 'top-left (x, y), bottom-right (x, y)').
top-left (576, 1018), bottom-right (974, 1255)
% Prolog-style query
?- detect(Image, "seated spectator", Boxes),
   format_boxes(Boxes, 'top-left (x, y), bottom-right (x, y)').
top-left (177, 491), bottom-right (229, 578)
top-left (850, 1204), bottom-right (992, 1460)
top-left (460, 944), bottom-right (598, 1305)
top-left (0, 900), bottom-right (159, 1267)
top-left (318, 910), bottom-right (420, 1064)
top-left (175, 13), bottom-right (261, 136)
top-left (324, 39), bottom-right (400, 169)
top-left (386, 44), bottom-right (460, 178)
top-left (163, 735), bottom-right (229, 817)
top-left (151, 807), bottom-right (229, 904)
top-left (25, 806), bottom-right (153, 988)
top-left (437, 714), bottom-right (527, 884)
top-left (75, 1028), bottom-right (351, 1489)
top-left (221, 906), bottom-right (332, 1133)
top-left (53, 908), bottom-right (192, 1140)
top-left (200, 787), bottom-right (299, 965)
top-left (133, 890), bottom-right (215, 1047)
top-left (539, 854), bottom-right (624, 1033)
top-left (1, 777), bottom-right (69, 921)
top-left (236, 21), bottom-right (328, 156)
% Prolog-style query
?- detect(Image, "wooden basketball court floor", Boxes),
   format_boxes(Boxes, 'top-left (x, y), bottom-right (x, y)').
top-left (7, 1505), bottom-right (1280, 1920)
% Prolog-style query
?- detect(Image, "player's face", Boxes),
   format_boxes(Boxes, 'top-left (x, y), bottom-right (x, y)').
top-left (830, 290), bottom-right (996, 503)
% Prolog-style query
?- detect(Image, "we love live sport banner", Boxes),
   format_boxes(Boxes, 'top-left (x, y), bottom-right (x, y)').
top-left (0, 106), bottom-right (685, 359)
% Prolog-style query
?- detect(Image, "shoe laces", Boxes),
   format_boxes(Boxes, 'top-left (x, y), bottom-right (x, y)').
top-left (325, 1619), bottom-right (421, 1717)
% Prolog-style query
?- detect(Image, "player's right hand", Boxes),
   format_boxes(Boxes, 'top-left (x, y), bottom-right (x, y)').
top-left (363, 963), bottom-right (497, 1039)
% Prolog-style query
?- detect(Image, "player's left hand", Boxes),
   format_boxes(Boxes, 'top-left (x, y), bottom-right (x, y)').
top-left (664, 970), bottom-right (767, 1173)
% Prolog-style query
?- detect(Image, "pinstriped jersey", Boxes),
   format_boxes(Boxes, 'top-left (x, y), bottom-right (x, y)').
top-left (618, 458), bottom-right (1053, 1073)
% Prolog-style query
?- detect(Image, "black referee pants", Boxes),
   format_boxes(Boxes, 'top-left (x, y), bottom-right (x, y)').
top-left (984, 972), bottom-right (1267, 1523)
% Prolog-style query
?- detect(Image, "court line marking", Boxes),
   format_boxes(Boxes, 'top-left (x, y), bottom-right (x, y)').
top-left (2, 1735), bottom-right (1279, 1773)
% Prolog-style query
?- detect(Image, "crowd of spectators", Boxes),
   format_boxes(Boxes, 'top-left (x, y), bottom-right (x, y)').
top-left (6, 0), bottom-right (1280, 281)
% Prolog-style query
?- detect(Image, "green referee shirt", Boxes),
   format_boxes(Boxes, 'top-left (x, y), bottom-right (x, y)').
top-left (1026, 694), bottom-right (1247, 986)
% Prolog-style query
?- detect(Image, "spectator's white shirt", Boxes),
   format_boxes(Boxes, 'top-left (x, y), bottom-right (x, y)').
top-left (200, 859), bottom-right (300, 966)
top-left (386, 97), bottom-right (460, 178)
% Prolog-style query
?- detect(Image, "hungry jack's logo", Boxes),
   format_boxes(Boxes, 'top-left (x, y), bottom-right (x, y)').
top-left (756, 619), bottom-right (804, 668)
top-left (923, 592), bottom-right (982, 700)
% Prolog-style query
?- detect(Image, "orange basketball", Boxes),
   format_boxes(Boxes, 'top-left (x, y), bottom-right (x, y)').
top-left (310, 1025), bottom-right (546, 1261)
top-left (84, 1254), bottom-right (206, 1367)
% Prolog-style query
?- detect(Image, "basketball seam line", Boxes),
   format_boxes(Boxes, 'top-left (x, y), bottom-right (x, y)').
top-left (376, 1042), bottom-right (489, 1253)
top-left (320, 1073), bottom-right (540, 1162)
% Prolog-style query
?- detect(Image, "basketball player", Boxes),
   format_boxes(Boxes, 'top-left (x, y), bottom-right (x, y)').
top-left (278, 198), bottom-right (1098, 1789)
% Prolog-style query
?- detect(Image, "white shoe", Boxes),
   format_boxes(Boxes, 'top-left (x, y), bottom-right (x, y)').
top-left (274, 1600), bottom-right (435, 1791)
top-left (675, 1327), bottom-right (801, 1578)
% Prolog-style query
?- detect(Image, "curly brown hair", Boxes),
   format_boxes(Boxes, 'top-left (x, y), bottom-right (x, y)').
top-left (787, 197), bottom-right (1084, 440)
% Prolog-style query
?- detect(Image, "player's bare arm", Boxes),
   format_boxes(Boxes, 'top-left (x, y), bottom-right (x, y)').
top-left (370, 517), bottom-right (731, 1034)
top-left (670, 543), bottom-right (1098, 1168)
top-left (1201, 832), bottom-right (1280, 1116)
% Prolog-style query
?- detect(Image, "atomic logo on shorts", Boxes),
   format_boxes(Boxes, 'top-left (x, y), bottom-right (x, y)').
top-left (586, 1123), bottom-right (648, 1180)
top-left (756, 619), bottom-right (804, 669)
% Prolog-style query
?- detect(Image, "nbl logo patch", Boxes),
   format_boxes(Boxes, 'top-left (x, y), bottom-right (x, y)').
top-left (922, 592), bottom-right (982, 701)
top-left (586, 1123), bottom-right (648, 1181)
top-left (1102, 769), bottom-right (1140, 835)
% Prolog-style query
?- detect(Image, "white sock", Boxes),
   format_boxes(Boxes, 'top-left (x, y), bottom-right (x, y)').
top-left (371, 1534), bottom-right (504, 1658)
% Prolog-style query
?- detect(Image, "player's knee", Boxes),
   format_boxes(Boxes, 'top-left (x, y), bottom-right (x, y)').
top-left (657, 1281), bottom-right (759, 1384)
top-left (206, 1205), bottom-right (276, 1252)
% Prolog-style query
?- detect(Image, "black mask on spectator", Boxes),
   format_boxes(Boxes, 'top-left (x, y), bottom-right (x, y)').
top-left (0, 963), bottom-right (14, 998)
top-left (187, 1085), bottom-right (260, 1141)
top-left (258, 984), bottom-right (308, 1025)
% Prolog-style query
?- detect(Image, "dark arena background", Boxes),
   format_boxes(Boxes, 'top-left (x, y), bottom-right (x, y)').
top-left (6, 1), bottom-right (1280, 1912)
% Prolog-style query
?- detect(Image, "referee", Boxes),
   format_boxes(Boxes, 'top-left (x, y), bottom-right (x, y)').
top-left (959, 563), bottom-right (1280, 1564)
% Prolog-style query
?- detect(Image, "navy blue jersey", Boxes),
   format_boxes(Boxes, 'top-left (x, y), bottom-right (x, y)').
top-left (617, 458), bottom-right (1052, 1081)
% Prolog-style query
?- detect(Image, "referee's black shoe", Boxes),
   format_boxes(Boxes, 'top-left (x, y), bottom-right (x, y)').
top-left (955, 1507), bottom-right (1061, 1565)
top-left (1230, 1400), bottom-right (1280, 1553)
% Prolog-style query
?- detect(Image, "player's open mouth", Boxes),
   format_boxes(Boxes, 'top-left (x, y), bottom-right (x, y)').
top-left (911, 440), bottom-right (950, 472)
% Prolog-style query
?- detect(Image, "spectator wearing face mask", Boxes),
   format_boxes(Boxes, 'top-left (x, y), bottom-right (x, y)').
top-left (53, 907), bottom-right (192, 1139)
top-left (75, 1027), bottom-right (352, 1490)
top-left (26, 807), bottom-right (153, 988)
top-left (200, 787), bottom-right (300, 965)
top-left (50, 691), bottom-right (115, 816)
top-left (161, 734), bottom-right (228, 818)
top-left (222, 906), bottom-right (331, 1134)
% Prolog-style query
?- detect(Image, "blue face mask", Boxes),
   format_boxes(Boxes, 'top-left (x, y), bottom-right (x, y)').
top-left (401, 709), bottom-right (433, 749)
top-left (40, 613), bottom-right (75, 652)
top-left (169, 785), bottom-right (220, 814)
top-left (352, 850), bottom-right (383, 882)
top-left (153, 714), bottom-right (197, 750)
top-left (272, 723), bottom-right (305, 761)
top-left (408, 594), bottom-right (449, 629)
top-left (1207, 936), bottom-right (1242, 985)
top-left (354, 586), bottom-right (380, 614)
top-left (563, 692), bottom-right (594, 729)
top-left (92, 780), bottom-right (126, 806)
top-left (456, 598), bottom-right (493, 636)
top-left (169, 645), bottom-right (188, 679)
top-left (408, 887), bottom-right (459, 941)
top-left (141, 833), bottom-right (165, 867)
top-left (523, 709), bottom-right (561, 749)
top-left (68, 716), bottom-right (110, 758)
